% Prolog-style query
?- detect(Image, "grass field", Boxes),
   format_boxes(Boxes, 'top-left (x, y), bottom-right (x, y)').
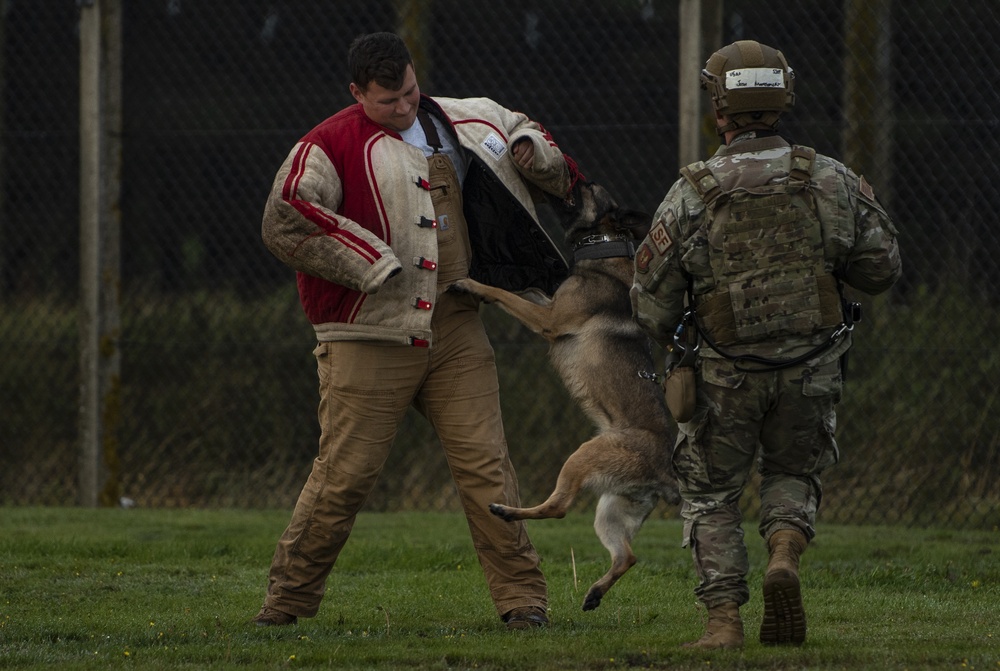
top-left (0, 507), bottom-right (997, 670)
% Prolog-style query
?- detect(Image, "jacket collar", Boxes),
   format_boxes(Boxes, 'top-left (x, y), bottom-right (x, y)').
top-left (719, 133), bottom-right (790, 156)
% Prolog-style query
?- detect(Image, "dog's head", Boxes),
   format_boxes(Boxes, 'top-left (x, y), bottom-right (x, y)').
top-left (550, 181), bottom-right (651, 246)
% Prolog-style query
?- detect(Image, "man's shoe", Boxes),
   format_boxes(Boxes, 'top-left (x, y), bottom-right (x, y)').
top-left (503, 606), bottom-right (548, 630)
top-left (251, 606), bottom-right (298, 627)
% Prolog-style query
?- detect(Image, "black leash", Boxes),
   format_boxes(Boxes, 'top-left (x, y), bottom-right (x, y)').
top-left (688, 302), bottom-right (860, 373)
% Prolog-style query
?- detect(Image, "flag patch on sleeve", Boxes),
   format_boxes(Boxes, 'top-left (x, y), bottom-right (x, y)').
top-left (859, 175), bottom-right (875, 201)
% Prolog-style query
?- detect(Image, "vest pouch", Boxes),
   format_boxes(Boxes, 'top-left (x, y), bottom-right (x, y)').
top-left (664, 365), bottom-right (696, 423)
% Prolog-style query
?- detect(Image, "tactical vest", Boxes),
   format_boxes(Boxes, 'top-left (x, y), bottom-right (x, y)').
top-left (680, 145), bottom-right (842, 347)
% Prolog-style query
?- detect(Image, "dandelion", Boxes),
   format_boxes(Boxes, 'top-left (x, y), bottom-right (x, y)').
top-left (971, 580), bottom-right (981, 588)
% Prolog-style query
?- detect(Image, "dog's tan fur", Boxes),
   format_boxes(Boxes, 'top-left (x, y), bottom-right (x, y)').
top-left (449, 182), bottom-right (679, 611)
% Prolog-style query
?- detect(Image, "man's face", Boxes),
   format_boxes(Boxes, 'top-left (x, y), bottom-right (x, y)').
top-left (350, 64), bottom-right (420, 133)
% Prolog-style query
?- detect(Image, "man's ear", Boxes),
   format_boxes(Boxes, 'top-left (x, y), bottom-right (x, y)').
top-left (349, 82), bottom-right (364, 104)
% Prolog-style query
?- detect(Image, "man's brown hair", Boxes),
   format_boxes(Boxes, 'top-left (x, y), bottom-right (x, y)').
top-left (348, 32), bottom-right (413, 92)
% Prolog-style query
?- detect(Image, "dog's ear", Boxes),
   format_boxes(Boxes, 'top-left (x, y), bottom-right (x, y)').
top-left (615, 209), bottom-right (653, 241)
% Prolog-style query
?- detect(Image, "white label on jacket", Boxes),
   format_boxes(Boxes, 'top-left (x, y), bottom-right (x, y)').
top-left (481, 133), bottom-right (507, 161)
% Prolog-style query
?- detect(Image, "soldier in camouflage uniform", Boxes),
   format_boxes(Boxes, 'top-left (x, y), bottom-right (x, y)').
top-left (630, 40), bottom-right (901, 649)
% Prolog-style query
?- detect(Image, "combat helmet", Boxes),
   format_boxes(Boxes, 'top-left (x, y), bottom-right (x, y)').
top-left (701, 40), bottom-right (795, 134)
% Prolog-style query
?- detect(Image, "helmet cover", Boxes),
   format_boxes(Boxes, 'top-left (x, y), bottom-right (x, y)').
top-left (701, 40), bottom-right (795, 130)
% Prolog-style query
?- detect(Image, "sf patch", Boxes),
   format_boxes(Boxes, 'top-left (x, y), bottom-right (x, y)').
top-left (649, 218), bottom-right (673, 255)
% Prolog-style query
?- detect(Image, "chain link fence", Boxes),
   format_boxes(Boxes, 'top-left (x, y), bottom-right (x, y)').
top-left (1, 1), bottom-right (998, 528)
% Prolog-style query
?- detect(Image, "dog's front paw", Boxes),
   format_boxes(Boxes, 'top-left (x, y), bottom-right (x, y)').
top-left (448, 279), bottom-right (496, 304)
top-left (447, 279), bottom-right (474, 295)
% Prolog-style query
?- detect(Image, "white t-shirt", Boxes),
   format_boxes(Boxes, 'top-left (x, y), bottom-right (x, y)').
top-left (398, 113), bottom-right (468, 186)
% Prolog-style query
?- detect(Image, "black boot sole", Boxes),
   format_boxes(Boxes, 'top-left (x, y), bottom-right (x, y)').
top-left (760, 569), bottom-right (806, 645)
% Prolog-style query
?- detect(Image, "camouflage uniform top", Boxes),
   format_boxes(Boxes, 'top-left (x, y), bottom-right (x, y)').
top-left (631, 132), bottom-right (902, 363)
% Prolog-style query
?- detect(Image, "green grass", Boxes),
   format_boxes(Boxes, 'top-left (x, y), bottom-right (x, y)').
top-left (0, 509), bottom-right (998, 670)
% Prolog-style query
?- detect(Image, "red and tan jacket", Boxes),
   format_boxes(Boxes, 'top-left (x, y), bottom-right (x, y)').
top-left (262, 95), bottom-right (580, 346)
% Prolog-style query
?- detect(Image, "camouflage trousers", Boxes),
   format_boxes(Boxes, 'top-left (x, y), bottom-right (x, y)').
top-left (672, 356), bottom-right (842, 608)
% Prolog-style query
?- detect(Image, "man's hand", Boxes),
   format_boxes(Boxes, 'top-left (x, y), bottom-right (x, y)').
top-left (511, 138), bottom-right (535, 170)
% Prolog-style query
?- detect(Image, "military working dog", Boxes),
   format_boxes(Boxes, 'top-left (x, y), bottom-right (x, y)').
top-left (449, 181), bottom-right (679, 611)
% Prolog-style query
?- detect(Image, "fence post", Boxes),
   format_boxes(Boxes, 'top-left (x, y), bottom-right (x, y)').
top-left (842, 0), bottom-right (895, 327)
top-left (842, 0), bottom-right (893, 202)
top-left (394, 0), bottom-right (432, 91)
top-left (0, 12), bottom-right (6, 297)
top-left (678, 0), bottom-right (722, 168)
top-left (78, 0), bottom-right (123, 507)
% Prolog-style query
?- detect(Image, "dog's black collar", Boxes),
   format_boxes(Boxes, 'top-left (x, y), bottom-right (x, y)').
top-left (572, 234), bottom-right (637, 262)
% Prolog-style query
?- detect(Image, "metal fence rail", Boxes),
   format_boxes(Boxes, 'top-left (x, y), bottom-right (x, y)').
top-left (1, 1), bottom-right (998, 528)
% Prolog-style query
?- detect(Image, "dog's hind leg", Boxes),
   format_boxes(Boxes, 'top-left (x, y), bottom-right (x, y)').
top-left (582, 492), bottom-right (656, 611)
top-left (488, 437), bottom-right (606, 522)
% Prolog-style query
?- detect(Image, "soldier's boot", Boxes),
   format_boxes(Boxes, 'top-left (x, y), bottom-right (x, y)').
top-left (760, 529), bottom-right (808, 645)
top-left (682, 602), bottom-right (744, 649)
